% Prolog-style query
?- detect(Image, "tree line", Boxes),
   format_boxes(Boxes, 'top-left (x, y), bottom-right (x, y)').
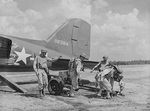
top-left (112, 60), bottom-right (150, 65)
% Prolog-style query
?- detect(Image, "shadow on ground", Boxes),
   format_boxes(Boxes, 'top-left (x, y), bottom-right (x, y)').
top-left (20, 93), bottom-right (39, 98)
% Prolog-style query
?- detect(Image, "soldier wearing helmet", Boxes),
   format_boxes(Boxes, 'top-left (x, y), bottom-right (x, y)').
top-left (68, 53), bottom-right (87, 97)
top-left (91, 56), bottom-right (110, 72)
top-left (91, 56), bottom-right (113, 99)
top-left (33, 49), bottom-right (60, 98)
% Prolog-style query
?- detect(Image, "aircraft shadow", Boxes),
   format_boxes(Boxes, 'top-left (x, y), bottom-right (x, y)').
top-left (83, 94), bottom-right (101, 99)
top-left (0, 89), bottom-right (15, 93)
top-left (20, 93), bottom-right (39, 98)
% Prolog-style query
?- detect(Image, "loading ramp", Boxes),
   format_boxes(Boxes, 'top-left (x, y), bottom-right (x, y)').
top-left (0, 73), bottom-right (27, 93)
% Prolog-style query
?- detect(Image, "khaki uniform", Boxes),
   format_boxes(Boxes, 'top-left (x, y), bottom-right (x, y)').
top-left (76, 58), bottom-right (83, 79)
top-left (33, 55), bottom-right (53, 90)
top-left (68, 58), bottom-right (83, 90)
top-left (36, 69), bottom-right (48, 90)
top-left (93, 60), bottom-right (113, 95)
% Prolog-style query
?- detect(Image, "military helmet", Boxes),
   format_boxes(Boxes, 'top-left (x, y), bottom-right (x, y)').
top-left (102, 56), bottom-right (108, 60)
top-left (80, 53), bottom-right (87, 59)
top-left (41, 49), bottom-right (47, 53)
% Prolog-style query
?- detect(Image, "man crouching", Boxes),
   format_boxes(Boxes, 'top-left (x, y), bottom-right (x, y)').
top-left (91, 56), bottom-right (113, 99)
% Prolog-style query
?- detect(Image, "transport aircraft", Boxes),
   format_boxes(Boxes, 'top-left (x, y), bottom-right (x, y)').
top-left (0, 18), bottom-right (95, 72)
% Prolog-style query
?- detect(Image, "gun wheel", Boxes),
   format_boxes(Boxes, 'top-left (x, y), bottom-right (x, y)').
top-left (48, 80), bottom-right (63, 95)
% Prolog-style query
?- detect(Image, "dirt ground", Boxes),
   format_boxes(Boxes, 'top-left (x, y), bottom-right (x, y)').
top-left (0, 65), bottom-right (150, 111)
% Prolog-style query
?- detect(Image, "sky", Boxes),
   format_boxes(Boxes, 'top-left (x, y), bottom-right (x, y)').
top-left (0, 0), bottom-right (149, 61)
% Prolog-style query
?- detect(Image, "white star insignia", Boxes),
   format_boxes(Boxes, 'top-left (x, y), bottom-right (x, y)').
top-left (14, 47), bottom-right (31, 64)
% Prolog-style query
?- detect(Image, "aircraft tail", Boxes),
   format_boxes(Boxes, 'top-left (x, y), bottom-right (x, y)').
top-left (45, 18), bottom-right (91, 59)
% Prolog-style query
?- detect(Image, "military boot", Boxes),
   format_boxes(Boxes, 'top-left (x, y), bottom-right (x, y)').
top-left (39, 90), bottom-right (43, 98)
top-left (69, 93), bottom-right (75, 97)
top-left (69, 88), bottom-right (75, 97)
top-left (97, 89), bottom-right (102, 96)
top-left (42, 89), bottom-right (45, 96)
top-left (106, 91), bottom-right (111, 99)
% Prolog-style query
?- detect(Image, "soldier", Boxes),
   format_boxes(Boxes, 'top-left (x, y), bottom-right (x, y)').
top-left (68, 53), bottom-right (86, 97)
top-left (76, 53), bottom-right (86, 80)
top-left (33, 49), bottom-right (59, 97)
top-left (111, 66), bottom-right (125, 96)
top-left (118, 79), bottom-right (125, 95)
top-left (91, 56), bottom-right (113, 99)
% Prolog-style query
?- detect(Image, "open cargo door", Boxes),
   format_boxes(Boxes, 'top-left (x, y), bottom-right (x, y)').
top-left (0, 36), bottom-right (12, 58)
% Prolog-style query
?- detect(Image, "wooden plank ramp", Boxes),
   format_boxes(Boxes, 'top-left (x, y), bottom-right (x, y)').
top-left (0, 73), bottom-right (27, 93)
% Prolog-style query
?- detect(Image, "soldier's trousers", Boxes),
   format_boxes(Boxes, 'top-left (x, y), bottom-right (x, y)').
top-left (99, 78), bottom-right (112, 92)
top-left (69, 71), bottom-right (78, 90)
top-left (95, 69), bottom-right (112, 93)
top-left (36, 69), bottom-right (48, 90)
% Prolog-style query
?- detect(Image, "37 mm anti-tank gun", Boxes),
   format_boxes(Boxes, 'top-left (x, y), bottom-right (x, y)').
top-left (47, 62), bottom-right (124, 97)
top-left (47, 70), bottom-right (96, 95)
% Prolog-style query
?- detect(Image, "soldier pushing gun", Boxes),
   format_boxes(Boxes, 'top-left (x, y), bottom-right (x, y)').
top-left (91, 56), bottom-right (125, 98)
top-left (68, 53), bottom-right (87, 97)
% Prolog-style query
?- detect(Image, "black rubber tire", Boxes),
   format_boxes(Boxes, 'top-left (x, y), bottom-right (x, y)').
top-left (48, 80), bottom-right (63, 95)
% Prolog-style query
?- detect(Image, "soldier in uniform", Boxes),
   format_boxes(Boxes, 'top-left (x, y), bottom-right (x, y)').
top-left (68, 53), bottom-right (86, 97)
top-left (91, 56), bottom-right (113, 99)
top-left (33, 49), bottom-right (59, 97)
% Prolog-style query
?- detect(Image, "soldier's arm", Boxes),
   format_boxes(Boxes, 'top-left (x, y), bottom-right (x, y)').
top-left (105, 60), bottom-right (114, 68)
top-left (33, 56), bottom-right (38, 73)
top-left (76, 60), bottom-right (82, 73)
top-left (47, 56), bottom-right (60, 62)
top-left (91, 62), bottom-right (101, 72)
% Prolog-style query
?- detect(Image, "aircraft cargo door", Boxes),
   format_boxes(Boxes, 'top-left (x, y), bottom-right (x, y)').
top-left (71, 22), bottom-right (80, 57)
top-left (0, 36), bottom-right (12, 58)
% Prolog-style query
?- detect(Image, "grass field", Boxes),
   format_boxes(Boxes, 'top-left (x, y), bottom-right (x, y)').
top-left (0, 65), bottom-right (150, 111)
